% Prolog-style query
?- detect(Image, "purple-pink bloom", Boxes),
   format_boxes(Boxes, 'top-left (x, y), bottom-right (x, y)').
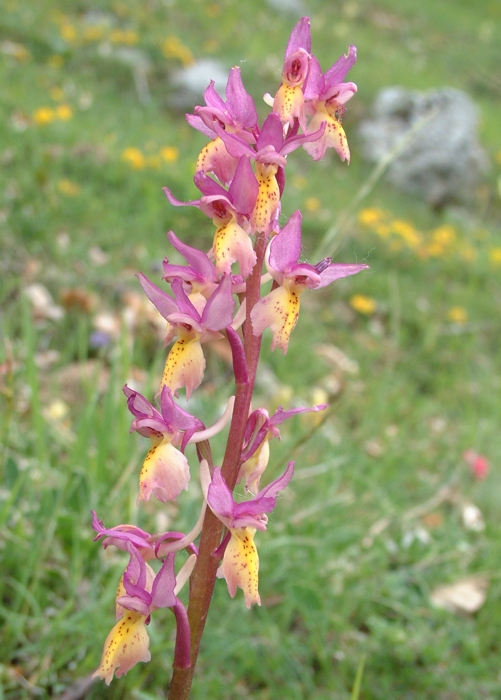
top-left (165, 156), bottom-right (258, 225)
top-left (122, 384), bottom-right (203, 502)
top-left (138, 273), bottom-right (235, 398)
top-left (162, 231), bottom-right (219, 299)
top-left (91, 510), bottom-right (154, 555)
top-left (303, 46), bottom-right (357, 162)
top-left (208, 461), bottom-right (294, 532)
top-left (164, 157), bottom-right (259, 276)
top-left (213, 111), bottom-right (323, 169)
top-left (93, 543), bottom-right (190, 684)
top-left (284, 15), bottom-right (312, 56)
top-left (139, 271), bottom-right (235, 339)
top-left (239, 404), bottom-right (328, 492)
top-left (117, 543), bottom-right (178, 618)
top-left (272, 16), bottom-right (312, 130)
top-left (212, 112), bottom-right (324, 234)
top-left (207, 462), bottom-right (294, 607)
top-left (124, 384), bottom-right (202, 448)
top-left (251, 210), bottom-right (368, 352)
top-left (191, 67), bottom-right (258, 136)
top-left (187, 67), bottom-right (258, 185)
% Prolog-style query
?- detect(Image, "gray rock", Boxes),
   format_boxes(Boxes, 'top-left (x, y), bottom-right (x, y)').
top-left (266, 0), bottom-right (307, 15)
top-left (358, 87), bottom-right (489, 207)
top-left (169, 59), bottom-right (228, 110)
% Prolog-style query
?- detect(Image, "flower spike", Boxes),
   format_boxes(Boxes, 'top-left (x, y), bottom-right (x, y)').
top-left (91, 16), bottom-right (368, 688)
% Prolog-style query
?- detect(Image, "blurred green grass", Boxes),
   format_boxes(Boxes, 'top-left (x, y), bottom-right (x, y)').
top-left (1, 0), bottom-right (501, 698)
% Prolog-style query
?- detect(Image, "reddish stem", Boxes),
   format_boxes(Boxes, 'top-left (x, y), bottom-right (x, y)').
top-left (167, 233), bottom-right (268, 700)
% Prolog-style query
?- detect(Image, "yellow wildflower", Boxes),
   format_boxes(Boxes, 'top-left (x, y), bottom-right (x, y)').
top-left (432, 224), bottom-right (456, 247)
top-left (447, 307), bottom-right (468, 324)
top-left (350, 294), bottom-right (376, 315)
top-left (425, 242), bottom-right (445, 257)
top-left (55, 104), bottom-right (73, 120)
top-left (391, 219), bottom-right (415, 237)
top-left (488, 247), bottom-right (501, 265)
top-left (358, 207), bottom-right (386, 227)
top-left (160, 146), bottom-right (179, 163)
top-left (161, 35), bottom-right (194, 66)
top-left (121, 147), bottom-right (146, 169)
top-left (391, 219), bottom-right (422, 248)
top-left (33, 107), bottom-right (56, 125)
top-left (58, 179), bottom-right (81, 196)
top-left (305, 196), bottom-right (321, 212)
top-left (60, 23), bottom-right (77, 44)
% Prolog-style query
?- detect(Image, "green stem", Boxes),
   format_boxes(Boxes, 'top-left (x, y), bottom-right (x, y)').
top-left (167, 233), bottom-right (268, 699)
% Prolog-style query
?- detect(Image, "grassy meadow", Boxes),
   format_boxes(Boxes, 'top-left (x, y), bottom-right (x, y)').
top-left (1, 0), bottom-right (501, 698)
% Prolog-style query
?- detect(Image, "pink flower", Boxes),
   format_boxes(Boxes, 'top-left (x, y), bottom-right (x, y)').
top-left (212, 112), bottom-right (325, 234)
top-left (138, 273), bottom-right (235, 397)
top-left (92, 544), bottom-right (191, 684)
top-left (463, 450), bottom-right (489, 480)
top-left (272, 16), bottom-right (312, 130)
top-left (207, 463), bottom-right (294, 607)
top-left (91, 510), bottom-right (154, 555)
top-left (163, 156), bottom-right (259, 276)
top-left (251, 211), bottom-right (368, 352)
top-left (238, 404), bottom-right (328, 492)
top-left (187, 67), bottom-right (258, 185)
top-left (123, 384), bottom-right (202, 502)
top-left (162, 230), bottom-right (219, 298)
top-left (303, 46), bottom-right (357, 162)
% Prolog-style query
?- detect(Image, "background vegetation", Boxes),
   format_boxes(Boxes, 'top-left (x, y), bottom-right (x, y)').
top-left (1, 0), bottom-right (500, 698)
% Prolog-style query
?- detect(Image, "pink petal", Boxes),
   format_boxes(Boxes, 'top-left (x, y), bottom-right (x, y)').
top-left (137, 273), bottom-right (178, 320)
top-left (269, 210), bottom-right (303, 273)
top-left (150, 554), bottom-right (177, 609)
top-left (226, 66), bottom-right (258, 128)
top-left (285, 16), bottom-right (311, 57)
top-left (201, 274), bottom-right (236, 329)
top-left (323, 45), bottom-right (357, 87)
top-left (317, 262), bottom-right (369, 288)
top-left (207, 467), bottom-right (235, 526)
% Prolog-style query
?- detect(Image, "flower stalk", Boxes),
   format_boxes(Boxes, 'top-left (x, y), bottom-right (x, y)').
top-left (90, 17), bottom-right (368, 699)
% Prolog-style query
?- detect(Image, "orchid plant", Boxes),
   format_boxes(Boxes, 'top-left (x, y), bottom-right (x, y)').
top-left (91, 17), bottom-right (367, 699)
